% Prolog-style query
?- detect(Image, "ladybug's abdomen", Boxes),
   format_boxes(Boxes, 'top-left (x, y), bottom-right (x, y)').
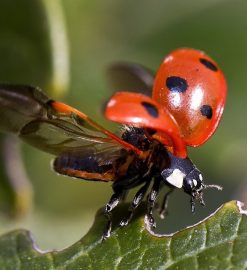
top-left (152, 48), bottom-right (227, 147)
top-left (53, 153), bottom-right (115, 181)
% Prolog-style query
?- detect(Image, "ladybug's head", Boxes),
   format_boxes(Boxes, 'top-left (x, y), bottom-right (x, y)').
top-left (161, 153), bottom-right (222, 212)
top-left (182, 167), bottom-right (222, 212)
top-left (183, 167), bottom-right (203, 196)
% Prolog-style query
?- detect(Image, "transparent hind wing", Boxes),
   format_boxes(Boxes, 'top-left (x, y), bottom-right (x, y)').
top-left (0, 84), bottom-right (142, 156)
top-left (0, 84), bottom-right (49, 133)
top-left (107, 62), bottom-right (154, 96)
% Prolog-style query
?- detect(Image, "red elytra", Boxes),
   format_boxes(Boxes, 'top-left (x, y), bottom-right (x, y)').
top-left (105, 92), bottom-right (187, 158)
top-left (105, 48), bottom-right (227, 157)
top-left (152, 48), bottom-right (227, 147)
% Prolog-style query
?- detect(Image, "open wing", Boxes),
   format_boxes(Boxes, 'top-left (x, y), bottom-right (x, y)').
top-left (107, 62), bottom-right (154, 96)
top-left (0, 84), bottom-right (142, 156)
top-left (105, 92), bottom-right (187, 158)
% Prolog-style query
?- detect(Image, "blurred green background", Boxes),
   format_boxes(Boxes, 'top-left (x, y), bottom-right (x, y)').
top-left (0, 0), bottom-right (247, 249)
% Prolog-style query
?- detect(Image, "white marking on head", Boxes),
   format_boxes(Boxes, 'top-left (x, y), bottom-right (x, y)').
top-left (193, 179), bottom-right (198, 187)
top-left (166, 169), bottom-right (185, 188)
top-left (199, 174), bottom-right (203, 181)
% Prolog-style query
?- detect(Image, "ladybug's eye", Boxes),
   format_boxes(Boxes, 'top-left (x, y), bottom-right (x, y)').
top-left (192, 179), bottom-right (198, 187)
top-left (192, 178), bottom-right (202, 190)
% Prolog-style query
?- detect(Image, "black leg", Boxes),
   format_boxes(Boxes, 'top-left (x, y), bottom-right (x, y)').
top-left (147, 177), bottom-right (161, 228)
top-left (103, 190), bottom-right (125, 240)
top-left (121, 190), bottom-right (129, 202)
top-left (159, 188), bottom-right (174, 219)
top-left (120, 181), bottom-right (151, 227)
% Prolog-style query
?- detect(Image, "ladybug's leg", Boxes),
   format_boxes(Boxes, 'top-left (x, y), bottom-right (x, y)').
top-left (147, 177), bottom-right (161, 228)
top-left (119, 180), bottom-right (151, 227)
top-left (121, 190), bottom-right (129, 202)
top-left (159, 188), bottom-right (174, 219)
top-left (190, 196), bottom-right (196, 213)
top-left (103, 189), bottom-right (126, 240)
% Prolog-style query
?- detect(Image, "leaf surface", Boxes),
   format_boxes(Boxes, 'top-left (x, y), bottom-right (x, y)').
top-left (0, 201), bottom-right (246, 269)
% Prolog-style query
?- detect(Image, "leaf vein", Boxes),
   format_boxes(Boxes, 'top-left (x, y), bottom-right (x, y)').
top-left (60, 238), bottom-right (102, 267)
top-left (228, 215), bottom-right (242, 268)
top-left (116, 226), bottom-right (145, 270)
top-left (164, 228), bottom-right (243, 269)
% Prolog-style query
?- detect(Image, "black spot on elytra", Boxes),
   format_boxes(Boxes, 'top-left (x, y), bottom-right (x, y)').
top-left (200, 105), bottom-right (213, 119)
top-left (166, 76), bottom-right (188, 93)
top-left (141, 101), bottom-right (159, 118)
top-left (199, 58), bottom-right (218, 71)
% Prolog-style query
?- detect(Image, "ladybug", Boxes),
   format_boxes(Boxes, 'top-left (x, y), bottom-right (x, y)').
top-left (0, 48), bottom-right (227, 239)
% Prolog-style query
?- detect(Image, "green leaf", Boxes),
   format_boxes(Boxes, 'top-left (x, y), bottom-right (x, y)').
top-left (0, 200), bottom-right (246, 269)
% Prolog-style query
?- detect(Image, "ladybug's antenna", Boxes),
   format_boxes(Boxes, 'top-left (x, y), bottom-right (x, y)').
top-left (203, 184), bottom-right (223, 191)
top-left (191, 183), bottom-right (222, 213)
